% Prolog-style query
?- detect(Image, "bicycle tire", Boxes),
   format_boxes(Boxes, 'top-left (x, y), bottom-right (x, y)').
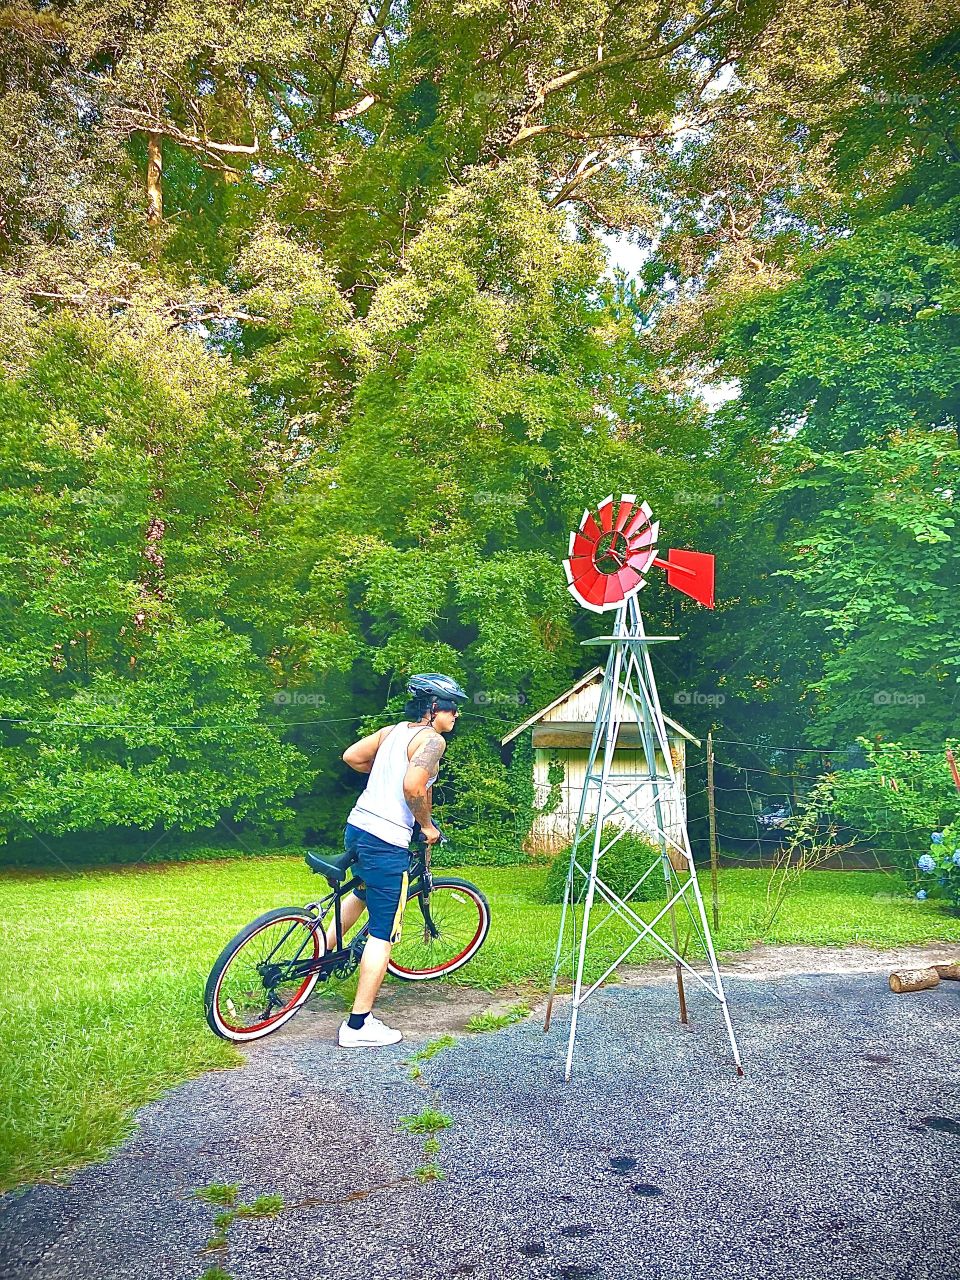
top-left (205, 907), bottom-right (323, 1042)
top-left (387, 877), bottom-right (490, 980)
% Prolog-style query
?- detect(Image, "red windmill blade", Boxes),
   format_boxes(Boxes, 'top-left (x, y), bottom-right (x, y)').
top-left (563, 496), bottom-right (715, 613)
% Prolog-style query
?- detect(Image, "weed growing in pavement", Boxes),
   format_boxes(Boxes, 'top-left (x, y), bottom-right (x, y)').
top-left (195, 1185), bottom-right (285, 1268)
top-left (408, 1035), bottom-right (456, 1064)
top-left (465, 1003), bottom-right (529, 1033)
top-left (194, 1183), bottom-right (239, 1207)
top-left (399, 1107), bottom-right (453, 1136)
top-left (405, 1035), bottom-right (456, 1080)
top-left (198, 1269), bottom-right (232, 1280)
top-left (400, 1108), bottom-right (454, 1182)
top-left (236, 1194), bottom-right (285, 1218)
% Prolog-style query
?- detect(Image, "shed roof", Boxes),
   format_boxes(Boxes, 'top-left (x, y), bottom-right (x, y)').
top-left (500, 666), bottom-right (701, 748)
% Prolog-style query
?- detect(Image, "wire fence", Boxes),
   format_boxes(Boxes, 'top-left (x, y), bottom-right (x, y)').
top-left (0, 703), bottom-right (942, 877)
top-left (519, 739), bottom-right (914, 876)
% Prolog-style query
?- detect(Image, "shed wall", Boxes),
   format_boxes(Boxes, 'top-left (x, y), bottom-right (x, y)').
top-left (527, 740), bottom-right (688, 854)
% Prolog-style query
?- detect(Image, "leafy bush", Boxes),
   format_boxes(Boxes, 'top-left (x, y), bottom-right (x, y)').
top-left (543, 825), bottom-right (667, 904)
top-left (916, 825), bottom-right (960, 910)
top-left (819, 739), bottom-right (960, 879)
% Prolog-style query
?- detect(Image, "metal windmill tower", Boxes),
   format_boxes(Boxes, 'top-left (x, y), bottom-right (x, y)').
top-left (543, 495), bottom-right (743, 1080)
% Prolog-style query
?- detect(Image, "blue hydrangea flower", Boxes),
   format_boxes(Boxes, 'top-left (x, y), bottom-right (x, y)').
top-left (953, 851), bottom-right (960, 867)
top-left (938, 876), bottom-right (948, 886)
top-left (931, 833), bottom-right (944, 844)
top-left (916, 889), bottom-right (928, 900)
top-left (917, 854), bottom-right (937, 872)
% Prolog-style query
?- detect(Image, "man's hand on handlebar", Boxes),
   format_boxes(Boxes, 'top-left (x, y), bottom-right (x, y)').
top-left (421, 822), bottom-right (443, 846)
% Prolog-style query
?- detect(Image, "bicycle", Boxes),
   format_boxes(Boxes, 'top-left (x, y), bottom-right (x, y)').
top-left (204, 833), bottom-right (491, 1042)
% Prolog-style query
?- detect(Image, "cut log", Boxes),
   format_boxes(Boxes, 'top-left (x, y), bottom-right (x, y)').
top-left (889, 967), bottom-right (940, 993)
top-left (933, 961), bottom-right (960, 981)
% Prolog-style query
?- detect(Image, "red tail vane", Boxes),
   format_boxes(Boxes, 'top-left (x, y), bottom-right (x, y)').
top-left (653, 550), bottom-right (715, 609)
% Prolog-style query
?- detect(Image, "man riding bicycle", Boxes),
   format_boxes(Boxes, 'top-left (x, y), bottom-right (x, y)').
top-left (331, 672), bottom-right (467, 1047)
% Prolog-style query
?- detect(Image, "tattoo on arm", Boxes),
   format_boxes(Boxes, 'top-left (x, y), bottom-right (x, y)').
top-left (410, 733), bottom-right (445, 774)
top-left (407, 790), bottom-right (432, 825)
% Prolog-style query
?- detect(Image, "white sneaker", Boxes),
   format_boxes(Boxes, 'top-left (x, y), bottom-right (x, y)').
top-left (337, 1015), bottom-right (403, 1048)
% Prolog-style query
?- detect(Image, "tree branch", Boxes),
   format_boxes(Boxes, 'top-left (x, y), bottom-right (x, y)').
top-left (331, 92), bottom-right (379, 123)
top-left (25, 289), bottom-right (268, 325)
top-left (116, 111), bottom-right (260, 158)
top-left (504, 0), bottom-right (732, 149)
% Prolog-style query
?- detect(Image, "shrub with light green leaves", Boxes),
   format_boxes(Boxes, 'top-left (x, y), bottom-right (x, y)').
top-left (543, 825), bottom-right (667, 904)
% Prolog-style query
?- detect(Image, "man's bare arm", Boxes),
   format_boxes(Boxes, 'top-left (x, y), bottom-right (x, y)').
top-left (403, 732), bottom-right (446, 838)
top-left (342, 727), bottom-right (388, 774)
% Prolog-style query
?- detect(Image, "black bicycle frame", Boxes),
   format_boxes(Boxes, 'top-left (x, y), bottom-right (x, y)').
top-left (262, 844), bottom-right (437, 988)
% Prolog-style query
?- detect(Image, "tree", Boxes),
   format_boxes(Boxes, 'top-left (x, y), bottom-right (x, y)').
top-left (0, 319), bottom-right (309, 850)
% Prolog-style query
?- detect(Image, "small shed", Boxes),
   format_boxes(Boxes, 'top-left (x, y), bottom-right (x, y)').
top-left (501, 667), bottom-right (700, 854)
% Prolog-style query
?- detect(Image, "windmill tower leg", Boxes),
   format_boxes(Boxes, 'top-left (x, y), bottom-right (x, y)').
top-left (620, 610), bottom-right (689, 1026)
top-left (544, 642), bottom-right (617, 1033)
top-left (561, 608), bottom-right (628, 1079)
top-left (629, 602), bottom-right (744, 1074)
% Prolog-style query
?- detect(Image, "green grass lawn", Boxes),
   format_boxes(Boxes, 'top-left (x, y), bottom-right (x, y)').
top-left (1, 856), bottom-right (958, 1193)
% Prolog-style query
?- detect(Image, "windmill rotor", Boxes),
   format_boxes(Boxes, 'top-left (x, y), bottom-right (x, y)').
top-left (563, 495), bottom-right (715, 613)
top-left (563, 494), bottom-right (659, 614)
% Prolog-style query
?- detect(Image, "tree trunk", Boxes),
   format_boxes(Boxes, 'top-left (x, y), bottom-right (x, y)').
top-left (146, 132), bottom-right (163, 224)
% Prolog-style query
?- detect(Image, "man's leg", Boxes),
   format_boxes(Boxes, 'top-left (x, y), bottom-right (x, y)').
top-left (338, 841), bottom-right (409, 1047)
top-left (352, 937), bottom-right (392, 1014)
top-left (324, 891), bottom-right (366, 951)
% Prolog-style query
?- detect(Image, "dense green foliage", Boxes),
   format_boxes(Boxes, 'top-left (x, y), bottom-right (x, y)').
top-left (817, 740), bottom-right (960, 879)
top-left (543, 825), bottom-right (666, 904)
top-left (0, 0), bottom-right (958, 860)
top-left (3, 856), bottom-right (957, 1190)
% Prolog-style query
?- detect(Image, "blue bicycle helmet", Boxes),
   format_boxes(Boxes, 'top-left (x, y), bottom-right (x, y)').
top-left (407, 673), bottom-right (468, 704)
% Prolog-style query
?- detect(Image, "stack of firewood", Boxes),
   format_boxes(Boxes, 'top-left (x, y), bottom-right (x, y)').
top-left (889, 961), bottom-right (960, 993)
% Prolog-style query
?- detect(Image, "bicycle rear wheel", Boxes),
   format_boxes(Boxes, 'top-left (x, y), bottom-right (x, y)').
top-left (387, 877), bottom-right (490, 980)
top-left (205, 907), bottom-right (323, 1041)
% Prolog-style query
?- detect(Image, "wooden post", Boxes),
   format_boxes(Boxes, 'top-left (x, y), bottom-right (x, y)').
top-left (707, 730), bottom-right (719, 933)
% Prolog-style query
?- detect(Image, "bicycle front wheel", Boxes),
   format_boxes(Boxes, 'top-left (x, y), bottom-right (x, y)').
top-left (205, 907), bottom-right (323, 1042)
top-left (387, 877), bottom-right (490, 980)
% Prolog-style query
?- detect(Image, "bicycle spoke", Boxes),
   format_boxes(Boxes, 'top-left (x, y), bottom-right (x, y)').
top-left (390, 884), bottom-right (486, 977)
top-left (214, 916), bottom-right (319, 1032)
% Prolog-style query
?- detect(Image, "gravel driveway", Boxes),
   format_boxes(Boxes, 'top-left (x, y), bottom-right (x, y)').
top-left (2, 949), bottom-right (959, 1280)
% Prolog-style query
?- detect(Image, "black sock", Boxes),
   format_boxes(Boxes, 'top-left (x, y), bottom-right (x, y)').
top-left (348, 1011), bottom-right (370, 1030)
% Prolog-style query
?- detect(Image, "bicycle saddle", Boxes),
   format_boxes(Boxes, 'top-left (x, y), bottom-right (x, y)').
top-left (304, 849), bottom-right (357, 883)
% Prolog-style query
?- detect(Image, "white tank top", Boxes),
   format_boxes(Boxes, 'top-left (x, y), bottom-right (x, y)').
top-left (347, 722), bottom-right (436, 847)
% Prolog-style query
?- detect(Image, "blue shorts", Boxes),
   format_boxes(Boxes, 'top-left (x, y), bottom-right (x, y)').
top-left (344, 822), bottom-right (411, 943)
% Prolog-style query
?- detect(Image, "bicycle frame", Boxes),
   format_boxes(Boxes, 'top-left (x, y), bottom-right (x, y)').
top-left (260, 844), bottom-right (437, 994)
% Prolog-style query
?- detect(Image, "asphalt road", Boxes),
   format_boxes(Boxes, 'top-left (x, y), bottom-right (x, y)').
top-left (2, 970), bottom-right (959, 1280)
